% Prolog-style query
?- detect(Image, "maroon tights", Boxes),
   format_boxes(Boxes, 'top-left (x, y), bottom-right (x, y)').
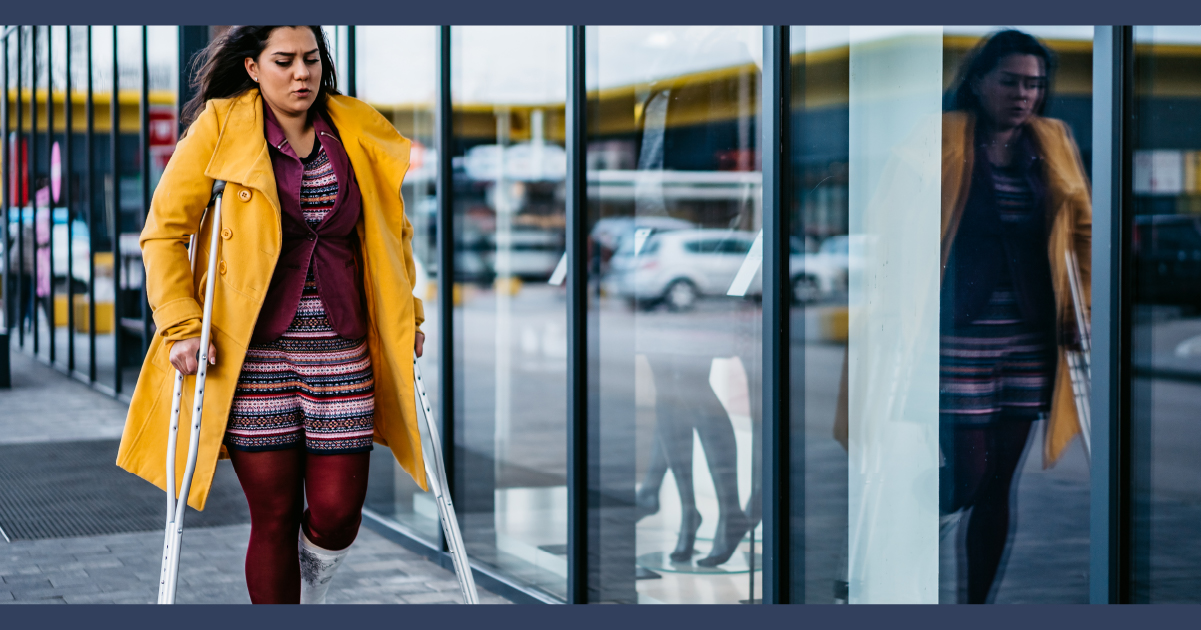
top-left (228, 448), bottom-right (370, 604)
top-left (939, 418), bottom-right (1034, 604)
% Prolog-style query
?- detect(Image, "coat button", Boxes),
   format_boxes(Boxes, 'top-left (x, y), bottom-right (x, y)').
top-left (221, 227), bottom-right (233, 240)
top-left (307, 234), bottom-right (315, 241)
top-left (238, 189), bottom-right (251, 202)
top-left (218, 260), bottom-right (228, 275)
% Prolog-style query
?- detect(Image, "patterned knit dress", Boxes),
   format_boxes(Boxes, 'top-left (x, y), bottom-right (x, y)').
top-left (223, 140), bottom-right (376, 454)
top-left (938, 160), bottom-right (1057, 424)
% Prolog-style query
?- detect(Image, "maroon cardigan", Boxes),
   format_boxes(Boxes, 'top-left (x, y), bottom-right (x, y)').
top-left (252, 103), bottom-right (367, 344)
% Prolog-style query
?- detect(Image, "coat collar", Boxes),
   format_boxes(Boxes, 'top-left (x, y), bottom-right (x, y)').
top-left (203, 89), bottom-right (280, 212)
top-left (202, 90), bottom-right (410, 216)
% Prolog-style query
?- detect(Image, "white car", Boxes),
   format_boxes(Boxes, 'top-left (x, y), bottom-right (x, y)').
top-left (605, 229), bottom-right (843, 310)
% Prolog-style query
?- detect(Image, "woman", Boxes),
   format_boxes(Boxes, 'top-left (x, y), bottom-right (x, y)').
top-left (116, 26), bottom-right (428, 605)
top-left (939, 30), bottom-right (1090, 603)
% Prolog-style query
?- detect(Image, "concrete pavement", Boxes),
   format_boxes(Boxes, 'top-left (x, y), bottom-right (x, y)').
top-left (0, 347), bottom-right (509, 605)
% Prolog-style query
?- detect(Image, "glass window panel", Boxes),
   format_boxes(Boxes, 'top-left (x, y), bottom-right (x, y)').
top-left (355, 25), bottom-right (442, 545)
top-left (587, 25), bottom-right (763, 604)
top-left (32, 26), bottom-right (51, 362)
top-left (1130, 25), bottom-right (1201, 603)
top-left (116, 24), bottom-right (142, 391)
top-left (4, 30), bottom-right (25, 346)
top-left (61, 25), bottom-right (86, 378)
top-left (65, 25), bottom-right (94, 380)
top-left (91, 26), bottom-right (116, 389)
top-left (788, 25), bottom-right (1092, 604)
top-left (47, 25), bottom-right (71, 372)
top-left (452, 25), bottom-right (568, 601)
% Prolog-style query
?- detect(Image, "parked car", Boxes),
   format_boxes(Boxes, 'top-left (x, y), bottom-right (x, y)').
top-left (1134, 215), bottom-right (1201, 307)
top-left (604, 228), bottom-right (843, 310)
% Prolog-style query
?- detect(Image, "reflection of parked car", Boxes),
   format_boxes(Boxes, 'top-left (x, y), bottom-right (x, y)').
top-left (1134, 215), bottom-right (1201, 307)
top-left (590, 216), bottom-right (694, 261)
top-left (483, 228), bottom-right (565, 280)
top-left (604, 229), bottom-right (843, 310)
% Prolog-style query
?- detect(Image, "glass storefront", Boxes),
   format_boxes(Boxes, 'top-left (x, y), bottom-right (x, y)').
top-left (451, 25), bottom-right (568, 601)
top-left (787, 26), bottom-right (1094, 604)
top-left (586, 26), bottom-right (763, 604)
top-left (4, 24), bottom-right (1201, 605)
top-left (1130, 25), bottom-right (1201, 603)
top-left (355, 24), bottom-right (443, 546)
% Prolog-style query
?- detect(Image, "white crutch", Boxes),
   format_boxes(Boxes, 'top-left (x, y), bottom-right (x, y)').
top-left (158, 180), bottom-right (227, 605)
top-left (412, 358), bottom-right (480, 604)
top-left (1064, 249), bottom-right (1092, 461)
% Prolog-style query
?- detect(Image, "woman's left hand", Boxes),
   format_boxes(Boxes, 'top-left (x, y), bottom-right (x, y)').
top-left (415, 331), bottom-right (425, 358)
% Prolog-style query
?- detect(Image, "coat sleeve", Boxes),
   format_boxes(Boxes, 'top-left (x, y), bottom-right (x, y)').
top-left (1060, 119), bottom-right (1092, 313)
top-left (139, 101), bottom-right (220, 343)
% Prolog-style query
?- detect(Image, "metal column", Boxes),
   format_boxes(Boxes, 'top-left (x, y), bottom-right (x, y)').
top-left (1090, 25), bottom-right (1134, 605)
top-left (761, 24), bottom-right (792, 605)
top-left (1, 31), bottom-right (10, 388)
top-left (139, 26), bottom-right (151, 353)
top-left (45, 26), bottom-right (54, 364)
top-left (29, 26), bottom-right (38, 355)
top-left (565, 24), bottom-right (588, 606)
top-left (15, 27), bottom-right (24, 349)
top-left (434, 24), bottom-right (455, 554)
top-left (110, 25), bottom-right (122, 394)
top-left (346, 26), bottom-right (356, 98)
top-left (177, 26), bottom-right (208, 136)
top-left (66, 26), bottom-right (75, 372)
top-left (86, 26), bottom-right (96, 383)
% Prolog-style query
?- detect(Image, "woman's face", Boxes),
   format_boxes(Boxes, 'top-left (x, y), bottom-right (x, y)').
top-left (244, 27), bottom-right (321, 118)
top-left (974, 53), bottom-right (1046, 131)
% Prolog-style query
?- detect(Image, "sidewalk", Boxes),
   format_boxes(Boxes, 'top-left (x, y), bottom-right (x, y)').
top-left (0, 347), bottom-right (509, 605)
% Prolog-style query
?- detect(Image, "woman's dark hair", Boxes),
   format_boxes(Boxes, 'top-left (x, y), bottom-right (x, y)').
top-left (180, 26), bottom-right (339, 129)
top-left (951, 29), bottom-right (1056, 117)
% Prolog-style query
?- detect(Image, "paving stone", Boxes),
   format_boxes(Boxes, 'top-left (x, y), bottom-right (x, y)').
top-left (0, 566), bottom-right (44, 578)
top-left (82, 567), bottom-right (142, 581)
top-left (47, 572), bottom-right (100, 588)
top-left (10, 584), bottom-right (101, 600)
top-left (1, 575), bottom-right (52, 588)
top-left (97, 578), bottom-right (147, 593)
top-left (0, 591), bottom-right (13, 601)
top-left (367, 574), bottom-right (425, 586)
top-left (403, 590), bottom-right (463, 604)
top-left (183, 572), bottom-right (244, 587)
top-left (44, 558), bottom-right (124, 572)
top-left (347, 559), bottom-right (414, 573)
top-left (425, 578), bottom-right (463, 592)
top-left (63, 590), bottom-right (154, 605)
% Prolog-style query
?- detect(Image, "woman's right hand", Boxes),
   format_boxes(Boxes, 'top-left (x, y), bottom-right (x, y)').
top-left (169, 337), bottom-right (217, 375)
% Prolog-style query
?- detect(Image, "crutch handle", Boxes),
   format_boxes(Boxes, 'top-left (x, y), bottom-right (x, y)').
top-left (210, 180), bottom-right (226, 201)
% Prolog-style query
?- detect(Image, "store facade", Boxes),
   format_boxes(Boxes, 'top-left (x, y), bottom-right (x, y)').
top-left (2, 24), bottom-right (1197, 604)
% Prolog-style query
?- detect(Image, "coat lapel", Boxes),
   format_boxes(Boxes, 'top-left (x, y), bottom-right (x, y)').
top-left (311, 114), bottom-right (349, 229)
top-left (203, 89), bottom-right (281, 214)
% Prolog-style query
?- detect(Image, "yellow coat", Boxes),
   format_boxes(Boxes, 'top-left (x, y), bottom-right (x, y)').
top-left (116, 89), bottom-right (429, 510)
top-left (941, 111), bottom-right (1092, 465)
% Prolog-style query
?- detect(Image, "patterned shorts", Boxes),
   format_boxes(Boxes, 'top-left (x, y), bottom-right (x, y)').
top-left (224, 272), bottom-right (375, 454)
top-left (939, 286), bottom-right (1056, 425)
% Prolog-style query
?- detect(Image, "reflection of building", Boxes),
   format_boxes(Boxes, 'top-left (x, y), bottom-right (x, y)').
top-left (5, 25), bottom-right (1201, 607)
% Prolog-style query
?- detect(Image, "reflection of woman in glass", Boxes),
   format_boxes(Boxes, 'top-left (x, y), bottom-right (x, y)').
top-left (940, 30), bottom-right (1090, 603)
